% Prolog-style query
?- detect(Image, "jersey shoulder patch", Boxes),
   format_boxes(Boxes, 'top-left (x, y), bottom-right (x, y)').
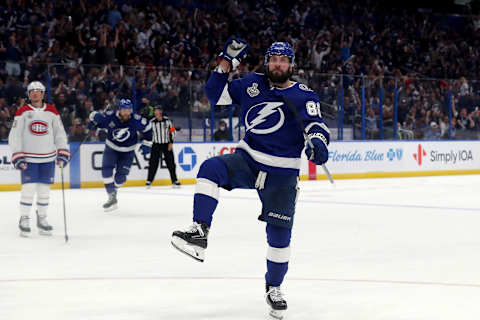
top-left (133, 114), bottom-right (141, 120)
top-left (298, 83), bottom-right (314, 92)
top-left (105, 110), bottom-right (114, 116)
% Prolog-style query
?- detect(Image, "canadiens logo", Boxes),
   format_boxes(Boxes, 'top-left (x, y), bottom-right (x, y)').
top-left (112, 128), bottom-right (131, 142)
top-left (29, 120), bottom-right (48, 135)
top-left (245, 102), bottom-right (284, 134)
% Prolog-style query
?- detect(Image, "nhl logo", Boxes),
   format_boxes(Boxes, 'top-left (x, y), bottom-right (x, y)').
top-left (109, 121), bottom-right (115, 128)
top-left (247, 83), bottom-right (259, 97)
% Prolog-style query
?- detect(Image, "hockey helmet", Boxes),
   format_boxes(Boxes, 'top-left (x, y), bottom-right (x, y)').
top-left (27, 81), bottom-right (46, 97)
top-left (118, 98), bottom-right (133, 110)
top-left (265, 42), bottom-right (295, 66)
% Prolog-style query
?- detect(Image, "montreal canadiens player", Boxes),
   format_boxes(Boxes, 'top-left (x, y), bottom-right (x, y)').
top-left (8, 81), bottom-right (70, 237)
top-left (171, 39), bottom-right (330, 319)
top-left (89, 98), bottom-right (152, 211)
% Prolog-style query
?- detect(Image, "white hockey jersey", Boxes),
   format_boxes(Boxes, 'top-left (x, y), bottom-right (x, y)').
top-left (8, 103), bottom-right (68, 163)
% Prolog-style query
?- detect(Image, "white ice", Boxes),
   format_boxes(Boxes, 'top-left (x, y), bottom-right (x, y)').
top-left (1, 175), bottom-right (480, 320)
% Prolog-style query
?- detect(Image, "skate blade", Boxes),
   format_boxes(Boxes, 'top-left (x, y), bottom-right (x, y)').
top-left (171, 236), bottom-right (205, 262)
top-left (104, 204), bottom-right (118, 212)
top-left (269, 309), bottom-right (285, 320)
top-left (38, 230), bottom-right (52, 236)
top-left (20, 231), bottom-right (31, 238)
top-left (172, 185), bottom-right (181, 189)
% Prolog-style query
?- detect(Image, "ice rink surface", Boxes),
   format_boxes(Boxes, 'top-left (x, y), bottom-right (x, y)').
top-left (1, 175), bottom-right (480, 320)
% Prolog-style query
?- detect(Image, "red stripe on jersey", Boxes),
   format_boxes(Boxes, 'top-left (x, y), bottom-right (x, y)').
top-left (14, 104), bottom-right (60, 116)
top-left (12, 152), bottom-right (25, 161)
top-left (24, 151), bottom-right (57, 156)
top-left (57, 149), bottom-right (70, 156)
top-left (44, 104), bottom-right (59, 115)
top-left (15, 105), bottom-right (34, 117)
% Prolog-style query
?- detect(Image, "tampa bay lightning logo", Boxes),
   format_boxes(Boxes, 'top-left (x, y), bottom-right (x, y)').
top-left (112, 128), bottom-right (131, 142)
top-left (245, 102), bottom-right (285, 134)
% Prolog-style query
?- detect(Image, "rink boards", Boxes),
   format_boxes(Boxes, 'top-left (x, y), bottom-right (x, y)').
top-left (0, 140), bottom-right (479, 190)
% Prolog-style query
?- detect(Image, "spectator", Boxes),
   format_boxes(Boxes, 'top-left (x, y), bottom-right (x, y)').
top-left (365, 107), bottom-right (379, 139)
top-left (0, 125), bottom-right (8, 142)
top-left (69, 118), bottom-right (87, 142)
top-left (192, 93), bottom-right (210, 113)
top-left (214, 120), bottom-right (230, 141)
top-left (5, 34), bottom-right (23, 76)
top-left (424, 121), bottom-right (441, 140)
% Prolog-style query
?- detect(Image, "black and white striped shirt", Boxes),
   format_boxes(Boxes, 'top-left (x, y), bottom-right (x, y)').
top-left (150, 116), bottom-right (176, 144)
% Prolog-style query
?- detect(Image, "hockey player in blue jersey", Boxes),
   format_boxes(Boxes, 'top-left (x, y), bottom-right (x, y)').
top-left (171, 39), bottom-right (330, 319)
top-left (89, 99), bottom-right (152, 212)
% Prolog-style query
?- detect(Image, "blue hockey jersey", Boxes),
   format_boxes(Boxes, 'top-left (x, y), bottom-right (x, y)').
top-left (205, 72), bottom-right (330, 174)
top-left (90, 110), bottom-right (152, 152)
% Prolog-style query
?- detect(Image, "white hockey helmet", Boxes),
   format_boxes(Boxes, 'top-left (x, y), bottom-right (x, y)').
top-left (27, 81), bottom-right (46, 97)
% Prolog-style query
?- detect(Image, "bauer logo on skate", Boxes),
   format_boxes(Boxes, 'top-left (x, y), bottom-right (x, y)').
top-left (29, 120), bottom-right (48, 135)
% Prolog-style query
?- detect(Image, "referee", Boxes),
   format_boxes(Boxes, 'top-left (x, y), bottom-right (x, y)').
top-left (146, 106), bottom-right (180, 188)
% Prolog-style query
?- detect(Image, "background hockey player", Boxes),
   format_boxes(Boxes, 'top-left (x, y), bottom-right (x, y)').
top-left (171, 39), bottom-right (330, 319)
top-left (8, 81), bottom-right (70, 237)
top-left (89, 98), bottom-right (152, 212)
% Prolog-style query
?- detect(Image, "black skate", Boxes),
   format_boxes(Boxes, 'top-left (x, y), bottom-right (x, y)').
top-left (146, 181), bottom-right (152, 189)
top-left (103, 191), bottom-right (118, 212)
top-left (19, 215), bottom-right (31, 237)
top-left (171, 222), bottom-right (209, 262)
top-left (172, 180), bottom-right (181, 188)
top-left (266, 284), bottom-right (287, 320)
top-left (36, 211), bottom-right (53, 236)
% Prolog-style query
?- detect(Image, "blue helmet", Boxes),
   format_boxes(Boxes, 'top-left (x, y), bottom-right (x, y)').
top-left (119, 98), bottom-right (133, 110)
top-left (265, 42), bottom-right (295, 66)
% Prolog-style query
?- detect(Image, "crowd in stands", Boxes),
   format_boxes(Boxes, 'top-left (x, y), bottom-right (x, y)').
top-left (0, 0), bottom-right (479, 142)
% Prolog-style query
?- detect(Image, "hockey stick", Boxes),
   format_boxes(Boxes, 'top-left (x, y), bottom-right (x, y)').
top-left (60, 165), bottom-right (69, 243)
top-left (282, 96), bottom-right (334, 184)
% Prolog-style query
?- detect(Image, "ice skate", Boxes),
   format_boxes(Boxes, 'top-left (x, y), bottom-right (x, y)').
top-left (19, 215), bottom-right (31, 237)
top-left (266, 284), bottom-right (287, 320)
top-left (103, 191), bottom-right (118, 212)
top-left (36, 211), bottom-right (53, 236)
top-left (146, 181), bottom-right (152, 189)
top-left (172, 180), bottom-right (181, 188)
top-left (171, 222), bottom-right (209, 262)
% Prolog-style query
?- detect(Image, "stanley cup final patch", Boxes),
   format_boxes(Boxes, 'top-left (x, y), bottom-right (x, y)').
top-left (247, 82), bottom-right (260, 97)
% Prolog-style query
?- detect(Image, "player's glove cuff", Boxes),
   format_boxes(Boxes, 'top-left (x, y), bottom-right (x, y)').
top-left (308, 132), bottom-right (328, 148)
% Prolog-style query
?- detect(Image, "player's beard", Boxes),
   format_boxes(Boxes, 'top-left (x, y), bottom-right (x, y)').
top-left (266, 67), bottom-right (293, 84)
top-left (119, 113), bottom-right (131, 122)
